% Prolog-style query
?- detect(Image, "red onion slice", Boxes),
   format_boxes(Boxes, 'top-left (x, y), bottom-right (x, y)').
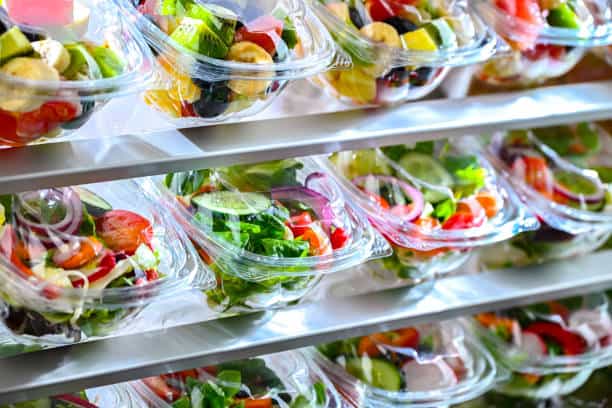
top-left (271, 186), bottom-right (336, 228)
top-left (352, 175), bottom-right (424, 223)
top-left (54, 394), bottom-right (98, 408)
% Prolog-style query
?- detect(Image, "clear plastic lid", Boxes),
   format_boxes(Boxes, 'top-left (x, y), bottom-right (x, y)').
top-left (487, 123), bottom-right (612, 235)
top-left (312, 0), bottom-right (500, 70)
top-left (143, 158), bottom-right (390, 283)
top-left (0, 0), bottom-right (154, 101)
top-left (473, 0), bottom-right (612, 49)
top-left (474, 293), bottom-right (612, 377)
top-left (313, 320), bottom-right (501, 407)
top-left (318, 141), bottom-right (539, 251)
top-left (0, 179), bottom-right (213, 343)
top-left (132, 350), bottom-right (342, 408)
top-left (117, 0), bottom-right (341, 82)
top-left (0, 385), bottom-right (139, 407)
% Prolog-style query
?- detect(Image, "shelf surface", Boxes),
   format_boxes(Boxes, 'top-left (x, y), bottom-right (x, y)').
top-left (1, 80), bottom-right (611, 193)
top-left (0, 250), bottom-right (611, 404)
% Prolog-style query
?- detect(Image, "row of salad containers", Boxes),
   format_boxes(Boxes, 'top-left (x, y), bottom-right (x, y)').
top-left (0, 119), bottom-right (610, 346)
top-left (0, 0), bottom-right (611, 147)
top-left (4, 289), bottom-right (612, 407)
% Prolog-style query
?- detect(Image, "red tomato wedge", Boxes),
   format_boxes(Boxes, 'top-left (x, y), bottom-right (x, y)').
top-left (330, 227), bottom-right (349, 249)
top-left (96, 210), bottom-right (153, 255)
top-left (286, 211), bottom-right (313, 237)
top-left (516, 0), bottom-right (544, 25)
top-left (234, 16), bottom-right (283, 55)
top-left (366, 0), bottom-right (396, 21)
top-left (142, 376), bottom-right (181, 402)
top-left (523, 321), bottom-right (587, 356)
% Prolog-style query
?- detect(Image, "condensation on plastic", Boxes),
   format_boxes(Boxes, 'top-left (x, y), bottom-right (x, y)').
top-left (311, 320), bottom-right (503, 408)
top-left (473, 293), bottom-right (612, 378)
top-left (116, 0), bottom-right (344, 123)
top-left (0, 0), bottom-right (155, 147)
top-left (131, 350), bottom-right (343, 408)
top-left (0, 179), bottom-right (214, 345)
top-left (486, 125), bottom-right (612, 235)
top-left (140, 158), bottom-right (390, 311)
top-left (311, 0), bottom-right (501, 106)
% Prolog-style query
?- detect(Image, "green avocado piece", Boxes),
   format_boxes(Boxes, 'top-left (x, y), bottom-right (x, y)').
top-left (0, 27), bottom-right (33, 65)
top-left (547, 3), bottom-right (581, 29)
top-left (424, 18), bottom-right (458, 48)
top-left (88, 46), bottom-right (125, 78)
top-left (63, 43), bottom-right (102, 80)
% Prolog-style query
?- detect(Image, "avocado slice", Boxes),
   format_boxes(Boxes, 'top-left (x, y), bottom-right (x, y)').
top-left (0, 27), bottom-right (33, 65)
top-left (63, 43), bottom-right (102, 80)
top-left (547, 3), bottom-right (581, 29)
top-left (424, 18), bottom-right (458, 49)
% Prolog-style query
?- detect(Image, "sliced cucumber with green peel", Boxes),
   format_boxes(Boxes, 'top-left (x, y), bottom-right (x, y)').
top-left (63, 43), bottom-right (102, 80)
top-left (345, 357), bottom-right (401, 391)
top-left (547, 3), bottom-right (581, 29)
top-left (0, 27), bottom-right (33, 65)
top-left (192, 191), bottom-right (271, 215)
top-left (88, 46), bottom-right (124, 78)
top-left (398, 152), bottom-right (454, 202)
top-left (424, 19), bottom-right (458, 49)
top-left (74, 186), bottom-right (112, 216)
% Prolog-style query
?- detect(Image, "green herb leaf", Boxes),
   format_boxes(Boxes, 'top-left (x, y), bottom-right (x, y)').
top-left (432, 198), bottom-right (456, 222)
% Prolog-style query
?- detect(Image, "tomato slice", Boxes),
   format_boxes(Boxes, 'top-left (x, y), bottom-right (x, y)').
top-left (358, 332), bottom-right (393, 357)
top-left (142, 376), bottom-right (182, 402)
top-left (392, 327), bottom-right (420, 349)
top-left (442, 212), bottom-right (477, 230)
top-left (523, 322), bottom-right (587, 356)
top-left (496, 0), bottom-right (517, 15)
top-left (516, 0), bottom-right (543, 25)
top-left (286, 211), bottom-right (313, 237)
top-left (366, 0), bottom-right (396, 21)
top-left (96, 210), bottom-right (153, 255)
top-left (241, 399), bottom-right (273, 408)
top-left (300, 225), bottom-right (332, 256)
top-left (360, 189), bottom-right (391, 209)
top-left (40, 101), bottom-right (79, 122)
top-left (55, 237), bottom-right (104, 269)
top-left (474, 192), bottom-right (500, 218)
top-left (234, 16), bottom-right (283, 55)
top-left (512, 156), bottom-right (553, 194)
top-left (330, 227), bottom-right (349, 249)
top-left (71, 251), bottom-right (117, 288)
top-left (0, 109), bottom-right (20, 146)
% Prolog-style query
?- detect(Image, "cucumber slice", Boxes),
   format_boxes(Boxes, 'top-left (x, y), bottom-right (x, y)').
top-left (88, 46), bottom-right (124, 78)
top-left (74, 186), bottom-right (112, 217)
top-left (547, 4), bottom-right (581, 29)
top-left (345, 357), bottom-right (401, 391)
top-left (63, 43), bottom-right (102, 80)
top-left (424, 19), bottom-right (458, 49)
top-left (398, 152), bottom-right (454, 202)
top-left (0, 27), bottom-right (33, 65)
top-left (192, 191), bottom-right (271, 215)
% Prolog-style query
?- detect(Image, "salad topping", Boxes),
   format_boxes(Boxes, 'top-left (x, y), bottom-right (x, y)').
top-left (0, 391), bottom-right (99, 408)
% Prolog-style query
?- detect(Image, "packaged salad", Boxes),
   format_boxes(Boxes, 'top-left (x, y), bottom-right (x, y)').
top-left (311, 0), bottom-right (499, 106)
top-left (481, 123), bottom-right (612, 267)
top-left (0, 180), bottom-right (212, 345)
top-left (0, 0), bottom-right (154, 147)
top-left (142, 158), bottom-right (389, 312)
top-left (473, 0), bottom-right (612, 87)
top-left (131, 350), bottom-right (342, 408)
top-left (0, 385), bottom-right (139, 408)
top-left (312, 320), bottom-right (501, 407)
top-left (318, 141), bottom-right (538, 285)
top-left (473, 293), bottom-right (612, 399)
top-left (118, 0), bottom-right (341, 124)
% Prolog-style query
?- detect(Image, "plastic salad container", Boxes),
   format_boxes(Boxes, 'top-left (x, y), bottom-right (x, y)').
top-left (318, 141), bottom-right (538, 285)
top-left (473, 0), bottom-right (612, 87)
top-left (118, 0), bottom-right (340, 123)
top-left (0, 180), bottom-right (212, 345)
top-left (481, 123), bottom-right (612, 268)
top-left (312, 320), bottom-right (501, 407)
top-left (472, 293), bottom-right (612, 399)
top-left (0, 385), bottom-right (139, 408)
top-left (311, 0), bottom-right (499, 106)
top-left (0, 0), bottom-right (154, 147)
top-left (132, 350), bottom-right (342, 408)
top-left (142, 158), bottom-right (389, 312)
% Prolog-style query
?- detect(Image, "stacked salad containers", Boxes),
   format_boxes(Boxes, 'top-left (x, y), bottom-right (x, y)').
top-left (473, 0), bottom-right (612, 87)
top-left (319, 141), bottom-right (538, 287)
top-left (473, 293), bottom-right (612, 399)
top-left (132, 350), bottom-right (342, 407)
top-left (119, 0), bottom-right (342, 123)
top-left (312, 321), bottom-right (502, 407)
top-left (311, 0), bottom-right (499, 105)
top-left (0, 180), bottom-right (212, 344)
top-left (0, 386), bottom-right (141, 408)
top-left (144, 158), bottom-right (389, 312)
top-left (482, 122), bottom-right (612, 267)
top-left (0, 0), bottom-right (154, 147)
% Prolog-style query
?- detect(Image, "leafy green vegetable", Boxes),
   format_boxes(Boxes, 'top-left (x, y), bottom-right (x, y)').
top-left (442, 155), bottom-right (486, 197)
top-left (381, 141), bottom-right (435, 162)
top-left (165, 170), bottom-right (212, 196)
top-left (219, 160), bottom-right (303, 191)
top-left (261, 238), bottom-right (309, 257)
top-left (78, 205), bottom-right (96, 236)
top-left (217, 370), bottom-right (241, 399)
top-left (432, 198), bottom-right (456, 222)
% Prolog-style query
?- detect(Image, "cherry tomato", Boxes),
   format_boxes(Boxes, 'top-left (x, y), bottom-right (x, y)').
top-left (286, 211), bottom-right (313, 237)
top-left (496, 0), bottom-right (517, 15)
top-left (366, 0), bottom-right (395, 21)
top-left (442, 212), bottom-right (477, 230)
top-left (516, 0), bottom-right (543, 25)
top-left (0, 109), bottom-right (19, 146)
top-left (40, 101), bottom-right (79, 122)
top-left (301, 226), bottom-right (332, 256)
top-left (16, 109), bottom-right (58, 140)
top-left (180, 101), bottom-right (196, 117)
top-left (142, 376), bottom-right (181, 402)
top-left (392, 327), bottom-right (420, 349)
top-left (513, 156), bottom-right (553, 194)
top-left (96, 210), bottom-right (153, 255)
top-left (55, 237), bottom-right (103, 269)
top-left (145, 268), bottom-right (159, 281)
top-left (358, 332), bottom-right (393, 357)
top-left (234, 16), bottom-right (283, 55)
top-left (474, 192), bottom-right (500, 218)
top-left (330, 227), bottom-right (349, 249)
top-left (0, 225), bottom-right (33, 277)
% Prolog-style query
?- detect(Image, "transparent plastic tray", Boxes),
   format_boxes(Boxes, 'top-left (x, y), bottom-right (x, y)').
top-left (131, 350), bottom-right (342, 408)
top-left (0, 179), bottom-right (213, 345)
top-left (0, 0), bottom-right (154, 147)
top-left (141, 157), bottom-right (390, 312)
top-left (311, 0), bottom-right (500, 106)
top-left (117, 0), bottom-right (341, 123)
top-left (312, 320), bottom-right (503, 408)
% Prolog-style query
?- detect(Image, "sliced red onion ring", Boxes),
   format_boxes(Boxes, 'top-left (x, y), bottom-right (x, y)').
top-left (552, 171), bottom-right (606, 206)
top-left (271, 186), bottom-right (336, 232)
top-left (304, 172), bottom-right (327, 189)
top-left (54, 394), bottom-right (98, 408)
top-left (15, 188), bottom-right (83, 248)
top-left (352, 175), bottom-right (424, 223)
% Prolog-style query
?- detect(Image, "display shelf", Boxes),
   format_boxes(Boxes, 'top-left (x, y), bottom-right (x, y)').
top-left (1, 80), bottom-right (611, 194)
top-left (0, 251), bottom-right (611, 404)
